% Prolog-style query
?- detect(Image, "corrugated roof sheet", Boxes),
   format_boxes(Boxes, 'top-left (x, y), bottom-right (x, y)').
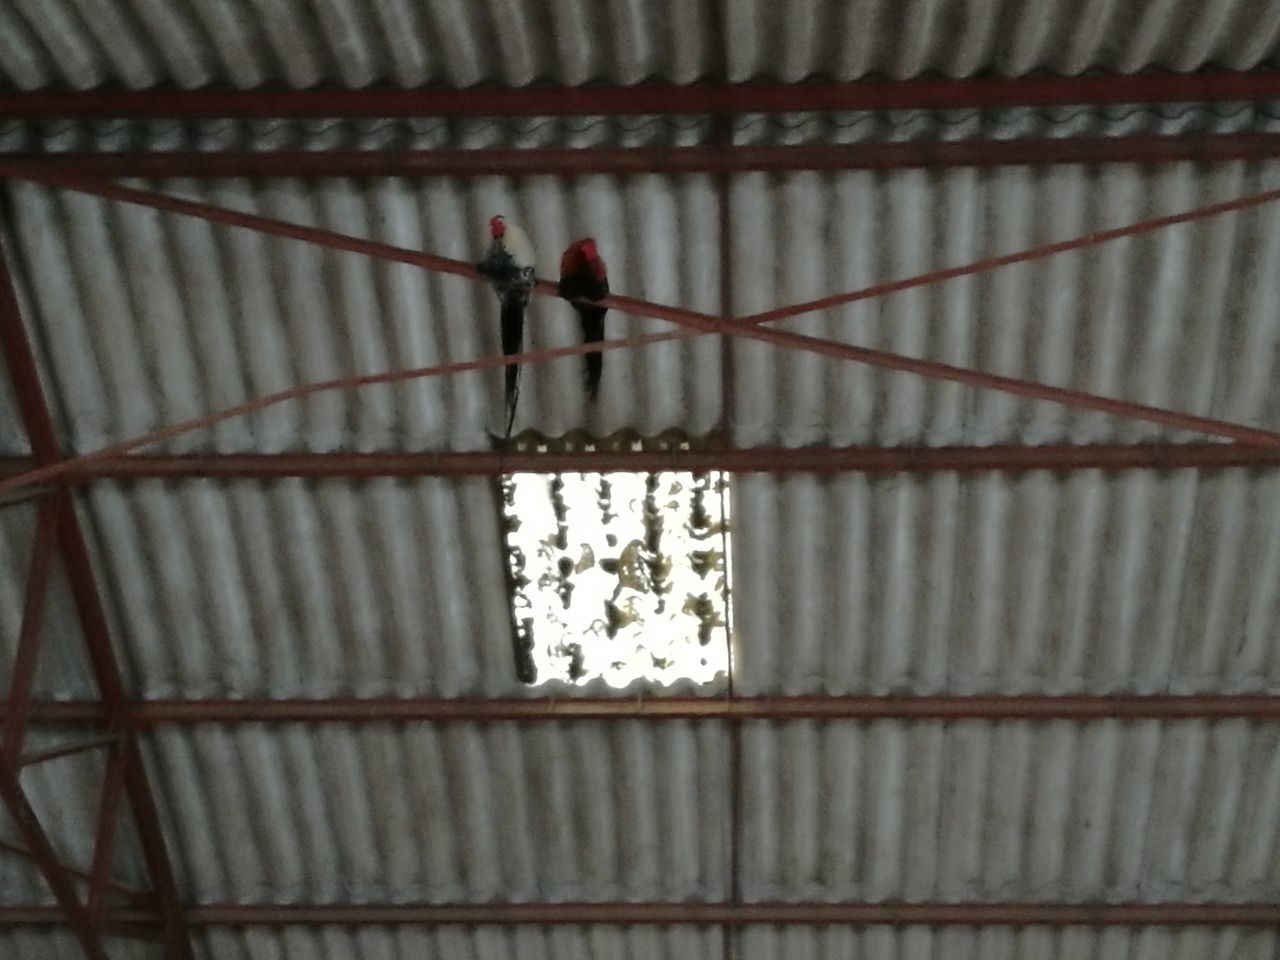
top-left (739, 720), bottom-right (1280, 903)
top-left (127, 719), bottom-right (1280, 906)
top-left (3, 0), bottom-right (1280, 90)
top-left (734, 469), bottom-right (1280, 696)
top-left (5, 926), bottom-right (1276, 960)
top-left (193, 926), bottom-right (722, 960)
top-left (4, 50), bottom-right (1280, 949)
top-left (52, 467), bottom-right (1280, 702)
top-left (143, 721), bottom-right (730, 905)
top-left (737, 926), bottom-right (1280, 960)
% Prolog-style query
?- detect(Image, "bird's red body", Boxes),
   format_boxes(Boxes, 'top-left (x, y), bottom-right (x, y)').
top-left (560, 238), bottom-right (607, 284)
top-left (558, 238), bottom-right (610, 401)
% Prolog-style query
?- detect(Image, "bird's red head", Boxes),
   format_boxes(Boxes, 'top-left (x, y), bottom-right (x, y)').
top-left (489, 215), bottom-right (507, 239)
top-left (580, 237), bottom-right (598, 261)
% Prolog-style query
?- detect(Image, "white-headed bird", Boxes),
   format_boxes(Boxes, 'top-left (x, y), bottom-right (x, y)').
top-left (477, 214), bottom-right (536, 437)
top-left (558, 237), bottom-right (609, 402)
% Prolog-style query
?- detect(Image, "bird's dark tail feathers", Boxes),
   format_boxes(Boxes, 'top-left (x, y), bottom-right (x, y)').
top-left (501, 292), bottom-right (527, 439)
top-left (580, 306), bottom-right (606, 402)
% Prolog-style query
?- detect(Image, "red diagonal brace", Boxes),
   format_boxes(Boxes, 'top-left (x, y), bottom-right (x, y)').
top-left (18, 733), bottom-right (123, 768)
top-left (86, 745), bottom-right (127, 929)
top-left (0, 838), bottom-right (153, 905)
top-left (19, 169), bottom-right (1277, 447)
top-left (0, 764), bottom-right (107, 959)
top-left (2, 496), bottom-right (60, 764)
top-left (0, 241), bottom-right (193, 959)
top-left (0, 172), bottom-right (1276, 507)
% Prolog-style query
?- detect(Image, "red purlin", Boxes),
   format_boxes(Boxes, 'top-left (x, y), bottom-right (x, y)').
top-left (0, 252), bottom-right (193, 957)
top-left (10, 694), bottom-right (1280, 725)
top-left (5, 443), bottom-right (1280, 480)
top-left (4, 900), bottom-right (1280, 927)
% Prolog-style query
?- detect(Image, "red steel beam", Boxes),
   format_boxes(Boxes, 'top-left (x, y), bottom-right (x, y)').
top-left (4, 134), bottom-right (1280, 179)
top-left (0, 838), bottom-right (152, 905)
top-left (86, 746), bottom-right (127, 929)
top-left (11, 695), bottom-right (1280, 725)
top-left (0, 245), bottom-right (193, 959)
top-left (5, 901), bottom-right (1279, 927)
top-left (4, 70), bottom-right (1280, 120)
top-left (0, 766), bottom-right (108, 958)
top-left (2, 497), bottom-right (61, 764)
top-left (59, 513), bottom-right (193, 960)
top-left (5, 443), bottom-right (1280, 481)
top-left (0, 172), bottom-right (1275, 508)
top-left (18, 733), bottom-right (122, 769)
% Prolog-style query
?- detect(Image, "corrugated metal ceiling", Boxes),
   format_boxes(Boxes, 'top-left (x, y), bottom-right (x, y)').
top-left (4, 5), bottom-right (1280, 953)
top-left (3, 0), bottom-right (1280, 90)
top-left (129, 719), bottom-right (1280, 906)
top-left (4, 149), bottom-right (1280, 951)
top-left (3, 925), bottom-right (1275, 960)
top-left (48, 467), bottom-right (1280, 702)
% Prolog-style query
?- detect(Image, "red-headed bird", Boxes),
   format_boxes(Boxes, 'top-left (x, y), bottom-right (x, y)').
top-left (477, 215), bottom-right (536, 437)
top-left (558, 238), bottom-right (609, 402)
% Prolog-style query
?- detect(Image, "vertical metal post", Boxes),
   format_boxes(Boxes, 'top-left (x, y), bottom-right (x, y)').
top-left (2, 497), bottom-right (60, 763)
top-left (0, 495), bottom-right (108, 957)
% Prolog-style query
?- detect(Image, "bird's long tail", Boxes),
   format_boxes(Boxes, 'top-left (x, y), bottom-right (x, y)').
top-left (580, 306), bottom-right (606, 402)
top-left (501, 291), bottom-right (527, 438)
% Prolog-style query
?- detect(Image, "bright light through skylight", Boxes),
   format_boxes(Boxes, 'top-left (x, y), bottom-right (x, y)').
top-left (500, 471), bottom-right (732, 687)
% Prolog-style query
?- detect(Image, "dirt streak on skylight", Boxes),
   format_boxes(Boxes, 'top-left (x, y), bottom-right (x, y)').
top-left (501, 471), bottom-right (731, 687)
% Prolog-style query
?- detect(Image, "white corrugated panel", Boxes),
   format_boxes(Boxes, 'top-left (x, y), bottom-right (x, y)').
top-left (723, 0), bottom-right (1280, 82)
top-left (130, 719), bottom-right (1280, 908)
top-left (731, 161), bottom-right (1280, 448)
top-left (734, 470), bottom-right (1280, 696)
top-left (3, 174), bottom-right (721, 455)
top-left (181, 926), bottom-right (1280, 960)
top-left (193, 926), bottom-right (720, 960)
top-left (2, 0), bottom-right (1280, 90)
top-left (75, 477), bottom-right (726, 699)
top-left (68, 467), bottom-right (1280, 702)
top-left (738, 720), bottom-right (1280, 903)
top-left (143, 722), bottom-right (729, 904)
top-left (737, 926), bottom-right (1280, 960)
top-left (0, 114), bottom-right (715, 155)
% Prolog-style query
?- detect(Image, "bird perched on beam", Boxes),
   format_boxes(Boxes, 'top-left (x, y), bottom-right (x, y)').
top-left (558, 237), bottom-right (609, 402)
top-left (477, 214), bottom-right (536, 437)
